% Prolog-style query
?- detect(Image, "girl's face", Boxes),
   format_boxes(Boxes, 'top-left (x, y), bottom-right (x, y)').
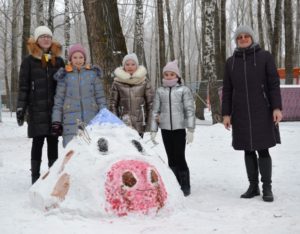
top-left (37, 35), bottom-right (52, 51)
top-left (163, 71), bottom-right (177, 80)
top-left (237, 33), bottom-right (253, 48)
top-left (124, 60), bottom-right (137, 75)
top-left (71, 52), bottom-right (85, 69)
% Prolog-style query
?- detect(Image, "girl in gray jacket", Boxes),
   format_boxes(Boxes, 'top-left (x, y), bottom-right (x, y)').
top-left (150, 60), bottom-right (195, 196)
top-left (51, 44), bottom-right (106, 147)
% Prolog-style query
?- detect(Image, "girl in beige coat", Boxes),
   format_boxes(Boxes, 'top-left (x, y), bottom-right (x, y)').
top-left (109, 53), bottom-right (154, 137)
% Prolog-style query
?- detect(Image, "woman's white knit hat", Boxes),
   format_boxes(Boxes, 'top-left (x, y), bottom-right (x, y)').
top-left (34, 26), bottom-right (53, 41)
top-left (122, 53), bottom-right (139, 67)
top-left (234, 25), bottom-right (256, 43)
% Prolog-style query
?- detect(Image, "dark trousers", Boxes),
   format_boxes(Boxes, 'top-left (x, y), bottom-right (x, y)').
top-left (31, 135), bottom-right (58, 163)
top-left (161, 129), bottom-right (188, 170)
top-left (245, 149), bottom-right (271, 158)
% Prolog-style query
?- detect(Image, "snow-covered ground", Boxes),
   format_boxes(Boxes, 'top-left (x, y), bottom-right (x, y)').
top-left (0, 110), bottom-right (299, 234)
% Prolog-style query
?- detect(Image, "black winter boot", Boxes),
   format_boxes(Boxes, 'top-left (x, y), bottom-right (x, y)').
top-left (241, 152), bottom-right (260, 198)
top-left (259, 157), bottom-right (274, 202)
top-left (178, 170), bottom-right (191, 197)
top-left (31, 160), bottom-right (41, 184)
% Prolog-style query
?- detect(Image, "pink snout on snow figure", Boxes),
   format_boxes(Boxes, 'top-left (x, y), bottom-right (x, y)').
top-left (105, 160), bottom-right (168, 216)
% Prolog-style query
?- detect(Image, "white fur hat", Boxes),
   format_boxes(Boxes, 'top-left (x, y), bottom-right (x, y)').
top-left (34, 26), bottom-right (53, 41)
top-left (122, 53), bottom-right (139, 67)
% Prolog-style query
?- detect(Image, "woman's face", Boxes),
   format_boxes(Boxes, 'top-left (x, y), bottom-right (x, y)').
top-left (71, 52), bottom-right (85, 69)
top-left (37, 35), bottom-right (52, 51)
top-left (163, 71), bottom-right (177, 80)
top-left (124, 60), bottom-right (137, 75)
top-left (237, 33), bottom-right (252, 48)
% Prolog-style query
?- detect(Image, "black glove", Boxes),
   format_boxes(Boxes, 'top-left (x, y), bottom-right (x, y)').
top-left (51, 122), bottom-right (63, 136)
top-left (16, 108), bottom-right (25, 126)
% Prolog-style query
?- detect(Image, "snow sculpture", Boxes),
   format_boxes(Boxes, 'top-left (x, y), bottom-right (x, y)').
top-left (105, 160), bottom-right (167, 216)
top-left (29, 108), bottom-right (182, 217)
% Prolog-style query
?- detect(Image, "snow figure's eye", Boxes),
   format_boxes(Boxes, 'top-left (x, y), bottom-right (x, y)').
top-left (131, 139), bottom-right (144, 152)
top-left (98, 138), bottom-right (108, 153)
top-left (150, 169), bottom-right (158, 184)
top-left (122, 171), bottom-right (137, 187)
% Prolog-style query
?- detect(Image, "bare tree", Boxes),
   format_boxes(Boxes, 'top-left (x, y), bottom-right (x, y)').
top-left (21, 0), bottom-right (31, 60)
top-left (48, 0), bottom-right (55, 31)
top-left (10, 0), bottom-right (20, 111)
top-left (0, 1), bottom-right (11, 108)
top-left (157, 0), bottom-right (166, 77)
top-left (133, 0), bottom-right (146, 66)
top-left (165, 0), bottom-right (175, 61)
top-left (272, 0), bottom-right (283, 65)
top-left (36, 0), bottom-right (44, 25)
top-left (64, 0), bottom-right (70, 61)
top-left (83, 0), bottom-right (127, 96)
top-left (257, 0), bottom-right (265, 49)
top-left (202, 0), bottom-right (221, 123)
top-left (284, 0), bottom-right (294, 84)
top-left (195, 0), bottom-right (208, 120)
top-left (220, 0), bottom-right (226, 77)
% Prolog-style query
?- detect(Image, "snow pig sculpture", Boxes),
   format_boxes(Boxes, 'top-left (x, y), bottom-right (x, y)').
top-left (29, 108), bottom-right (182, 217)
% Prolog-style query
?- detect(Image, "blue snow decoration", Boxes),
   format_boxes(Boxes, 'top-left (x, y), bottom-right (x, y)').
top-left (88, 108), bottom-right (124, 126)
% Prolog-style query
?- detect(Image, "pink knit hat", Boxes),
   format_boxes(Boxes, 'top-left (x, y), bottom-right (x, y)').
top-left (163, 60), bottom-right (181, 77)
top-left (68, 43), bottom-right (86, 61)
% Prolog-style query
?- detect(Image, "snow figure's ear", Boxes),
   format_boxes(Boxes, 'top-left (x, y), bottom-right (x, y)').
top-left (98, 138), bottom-right (108, 153)
top-left (131, 140), bottom-right (144, 153)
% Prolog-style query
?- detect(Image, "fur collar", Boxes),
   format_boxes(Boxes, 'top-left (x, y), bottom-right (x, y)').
top-left (114, 65), bottom-right (147, 80)
top-left (27, 37), bottom-right (62, 66)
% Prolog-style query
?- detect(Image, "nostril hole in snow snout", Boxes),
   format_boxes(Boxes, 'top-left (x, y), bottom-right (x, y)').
top-left (98, 138), bottom-right (108, 153)
top-left (131, 140), bottom-right (144, 152)
top-left (122, 171), bottom-right (137, 187)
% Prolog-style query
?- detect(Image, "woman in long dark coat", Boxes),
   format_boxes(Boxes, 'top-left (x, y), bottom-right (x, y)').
top-left (17, 26), bottom-right (65, 184)
top-left (222, 25), bottom-right (282, 202)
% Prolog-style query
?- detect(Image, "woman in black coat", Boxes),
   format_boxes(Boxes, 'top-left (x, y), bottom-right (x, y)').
top-left (17, 26), bottom-right (65, 184)
top-left (222, 25), bottom-right (282, 202)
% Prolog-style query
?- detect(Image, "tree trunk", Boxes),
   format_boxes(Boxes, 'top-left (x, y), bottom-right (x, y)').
top-left (195, 0), bottom-right (207, 120)
top-left (214, 2), bottom-right (221, 81)
top-left (83, 0), bottom-right (127, 97)
top-left (284, 0), bottom-right (294, 84)
top-left (220, 0), bottom-right (226, 80)
top-left (179, 0), bottom-right (186, 81)
top-left (64, 0), bottom-right (71, 61)
top-left (157, 0), bottom-right (166, 77)
top-left (21, 0), bottom-right (31, 60)
top-left (2, 2), bottom-right (11, 109)
top-left (257, 0), bottom-right (265, 49)
top-left (48, 0), bottom-right (55, 31)
top-left (10, 0), bottom-right (19, 111)
top-left (36, 0), bottom-right (44, 25)
top-left (272, 0), bottom-right (282, 66)
top-left (203, 0), bottom-right (221, 124)
top-left (165, 0), bottom-right (175, 61)
top-left (249, 1), bottom-right (254, 29)
top-left (265, 0), bottom-right (273, 50)
top-left (133, 0), bottom-right (146, 66)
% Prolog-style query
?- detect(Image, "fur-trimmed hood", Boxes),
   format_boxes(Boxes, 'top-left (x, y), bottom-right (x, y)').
top-left (27, 37), bottom-right (62, 66)
top-left (114, 65), bottom-right (147, 80)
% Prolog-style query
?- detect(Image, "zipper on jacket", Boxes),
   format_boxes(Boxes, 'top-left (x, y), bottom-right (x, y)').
top-left (243, 50), bottom-right (253, 150)
top-left (78, 71), bottom-right (84, 121)
top-left (46, 65), bottom-right (50, 115)
top-left (169, 87), bottom-right (173, 130)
